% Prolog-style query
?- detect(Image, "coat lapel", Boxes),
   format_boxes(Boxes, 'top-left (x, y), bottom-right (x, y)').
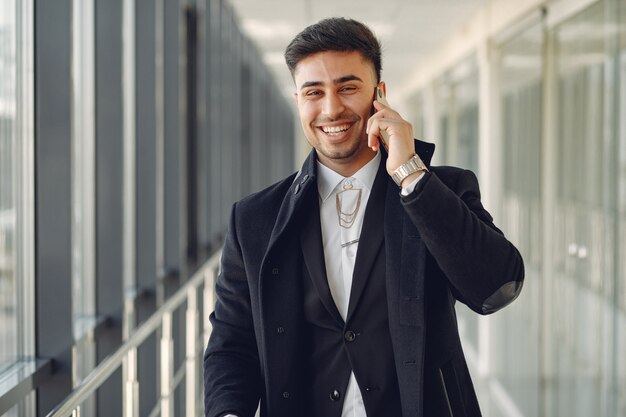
top-left (300, 196), bottom-right (344, 325)
top-left (345, 157), bottom-right (387, 323)
top-left (260, 151), bottom-right (316, 268)
top-left (259, 151), bottom-right (317, 323)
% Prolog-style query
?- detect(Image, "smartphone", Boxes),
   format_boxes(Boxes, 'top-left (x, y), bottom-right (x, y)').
top-left (374, 87), bottom-right (390, 152)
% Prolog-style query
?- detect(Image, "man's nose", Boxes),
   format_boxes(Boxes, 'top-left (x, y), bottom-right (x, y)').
top-left (321, 93), bottom-right (345, 119)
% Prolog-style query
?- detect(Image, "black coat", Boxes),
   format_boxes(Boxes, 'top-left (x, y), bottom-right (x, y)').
top-left (204, 140), bottom-right (525, 417)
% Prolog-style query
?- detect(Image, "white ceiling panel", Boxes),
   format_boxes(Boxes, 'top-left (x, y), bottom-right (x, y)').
top-left (229, 0), bottom-right (485, 101)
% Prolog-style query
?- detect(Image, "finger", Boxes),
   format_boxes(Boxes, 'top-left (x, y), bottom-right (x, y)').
top-left (368, 119), bottom-right (393, 151)
top-left (373, 99), bottom-right (388, 110)
top-left (368, 129), bottom-right (378, 150)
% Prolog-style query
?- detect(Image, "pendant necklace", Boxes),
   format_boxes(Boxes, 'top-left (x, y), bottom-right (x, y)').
top-left (335, 180), bottom-right (362, 229)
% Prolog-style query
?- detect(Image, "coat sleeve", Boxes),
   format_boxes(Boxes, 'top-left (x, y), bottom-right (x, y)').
top-left (203, 203), bottom-right (261, 417)
top-left (401, 169), bottom-right (525, 314)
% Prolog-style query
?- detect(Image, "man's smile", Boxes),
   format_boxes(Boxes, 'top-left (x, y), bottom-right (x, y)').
top-left (317, 122), bottom-right (356, 137)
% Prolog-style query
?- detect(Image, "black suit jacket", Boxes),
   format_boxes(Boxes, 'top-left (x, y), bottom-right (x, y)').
top-left (203, 140), bottom-right (525, 417)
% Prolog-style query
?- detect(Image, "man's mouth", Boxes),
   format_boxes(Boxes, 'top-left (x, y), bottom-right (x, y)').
top-left (318, 123), bottom-right (353, 135)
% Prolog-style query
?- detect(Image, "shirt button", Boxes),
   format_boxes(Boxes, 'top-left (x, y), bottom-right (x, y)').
top-left (330, 389), bottom-right (341, 401)
top-left (344, 330), bottom-right (356, 342)
top-left (282, 391), bottom-right (290, 399)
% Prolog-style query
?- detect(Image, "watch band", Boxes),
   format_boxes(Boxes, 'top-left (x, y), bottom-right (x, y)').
top-left (391, 154), bottom-right (428, 187)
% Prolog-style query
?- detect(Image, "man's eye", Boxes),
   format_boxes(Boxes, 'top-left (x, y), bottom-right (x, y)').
top-left (305, 90), bottom-right (321, 97)
top-left (340, 86), bottom-right (356, 93)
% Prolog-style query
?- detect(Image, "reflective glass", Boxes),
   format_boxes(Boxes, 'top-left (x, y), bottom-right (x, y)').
top-left (407, 92), bottom-right (425, 140)
top-left (551, 1), bottom-right (621, 416)
top-left (0, 0), bottom-right (18, 372)
top-left (616, 1), bottom-right (626, 415)
top-left (435, 57), bottom-right (480, 173)
top-left (493, 20), bottom-right (544, 417)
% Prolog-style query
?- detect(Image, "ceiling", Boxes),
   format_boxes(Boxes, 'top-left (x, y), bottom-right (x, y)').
top-left (228, 0), bottom-right (486, 103)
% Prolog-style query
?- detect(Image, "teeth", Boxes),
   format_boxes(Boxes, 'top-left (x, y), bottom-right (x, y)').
top-left (321, 124), bottom-right (350, 134)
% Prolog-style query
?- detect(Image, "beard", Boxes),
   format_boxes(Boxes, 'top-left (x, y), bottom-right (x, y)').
top-left (314, 134), bottom-right (366, 162)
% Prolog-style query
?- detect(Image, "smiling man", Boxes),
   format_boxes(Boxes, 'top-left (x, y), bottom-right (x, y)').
top-left (203, 18), bottom-right (525, 417)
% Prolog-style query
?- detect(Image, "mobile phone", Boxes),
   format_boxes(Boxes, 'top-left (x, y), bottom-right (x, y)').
top-left (374, 87), bottom-right (390, 152)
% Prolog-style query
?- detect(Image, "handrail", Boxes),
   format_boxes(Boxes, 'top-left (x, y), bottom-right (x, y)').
top-left (46, 249), bottom-right (222, 417)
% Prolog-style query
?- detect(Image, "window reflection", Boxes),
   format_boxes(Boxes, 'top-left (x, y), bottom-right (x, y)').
top-left (551, 1), bottom-right (621, 416)
top-left (0, 0), bottom-right (18, 373)
top-left (495, 21), bottom-right (544, 417)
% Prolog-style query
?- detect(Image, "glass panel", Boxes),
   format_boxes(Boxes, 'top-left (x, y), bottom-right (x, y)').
top-left (492, 20), bottom-right (544, 417)
top-left (550, 1), bottom-right (620, 416)
top-left (407, 91), bottom-right (425, 140)
top-left (71, 0), bottom-right (96, 338)
top-left (0, 0), bottom-right (19, 373)
top-left (71, 6), bottom-right (97, 416)
top-left (616, 1), bottom-right (626, 415)
top-left (434, 57), bottom-right (480, 173)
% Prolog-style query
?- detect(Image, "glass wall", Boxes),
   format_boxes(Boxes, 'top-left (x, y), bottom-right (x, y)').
top-left (618, 2), bottom-right (626, 414)
top-left (0, 0), bottom-right (35, 415)
top-left (0, 0), bottom-right (19, 373)
top-left (407, 1), bottom-right (625, 416)
top-left (492, 19), bottom-right (544, 417)
top-left (0, 0), bottom-right (295, 414)
top-left (434, 56), bottom-right (480, 174)
top-left (406, 91), bottom-right (426, 140)
top-left (549, 1), bottom-right (621, 415)
top-left (0, 0), bottom-right (34, 377)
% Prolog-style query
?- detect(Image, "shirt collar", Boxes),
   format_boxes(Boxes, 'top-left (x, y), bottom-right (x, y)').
top-left (317, 152), bottom-right (381, 202)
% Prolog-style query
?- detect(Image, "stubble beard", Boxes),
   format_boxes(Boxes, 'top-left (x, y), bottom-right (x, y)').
top-left (309, 131), bottom-right (367, 165)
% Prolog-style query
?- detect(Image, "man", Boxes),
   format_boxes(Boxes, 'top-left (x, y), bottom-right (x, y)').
top-left (204, 18), bottom-right (524, 417)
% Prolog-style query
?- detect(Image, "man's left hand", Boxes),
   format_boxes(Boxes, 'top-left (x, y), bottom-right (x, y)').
top-left (366, 99), bottom-right (416, 177)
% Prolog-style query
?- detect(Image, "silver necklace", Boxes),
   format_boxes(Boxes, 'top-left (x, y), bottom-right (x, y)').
top-left (335, 181), bottom-right (362, 229)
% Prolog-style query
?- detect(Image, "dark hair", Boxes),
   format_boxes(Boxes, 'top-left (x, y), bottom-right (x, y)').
top-left (284, 18), bottom-right (382, 82)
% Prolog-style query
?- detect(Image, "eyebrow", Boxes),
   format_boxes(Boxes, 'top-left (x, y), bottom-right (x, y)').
top-left (299, 75), bottom-right (363, 90)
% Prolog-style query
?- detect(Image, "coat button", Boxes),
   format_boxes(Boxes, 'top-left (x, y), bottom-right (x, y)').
top-left (282, 391), bottom-right (290, 399)
top-left (277, 326), bottom-right (285, 334)
top-left (344, 330), bottom-right (356, 342)
top-left (272, 268), bottom-right (279, 275)
top-left (330, 389), bottom-right (341, 401)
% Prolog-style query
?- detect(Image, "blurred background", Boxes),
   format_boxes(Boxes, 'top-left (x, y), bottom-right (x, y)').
top-left (0, 0), bottom-right (624, 416)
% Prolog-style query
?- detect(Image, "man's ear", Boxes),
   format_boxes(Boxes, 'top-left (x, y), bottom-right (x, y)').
top-left (293, 92), bottom-right (298, 104)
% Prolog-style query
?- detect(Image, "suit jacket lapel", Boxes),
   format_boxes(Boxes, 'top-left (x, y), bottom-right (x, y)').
top-left (260, 151), bottom-right (316, 270)
top-left (259, 151), bottom-right (317, 322)
top-left (346, 157), bottom-right (387, 323)
top-left (300, 196), bottom-right (344, 325)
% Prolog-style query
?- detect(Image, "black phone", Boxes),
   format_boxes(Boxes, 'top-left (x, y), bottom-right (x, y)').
top-left (374, 87), bottom-right (389, 152)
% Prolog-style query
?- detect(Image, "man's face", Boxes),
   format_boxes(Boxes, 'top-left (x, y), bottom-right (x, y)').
top-left (293, 51), bottom-right (380, 175)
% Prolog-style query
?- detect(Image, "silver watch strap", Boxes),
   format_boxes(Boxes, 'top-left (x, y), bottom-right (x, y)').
top-left (391, 154), bottom-right (428, 187)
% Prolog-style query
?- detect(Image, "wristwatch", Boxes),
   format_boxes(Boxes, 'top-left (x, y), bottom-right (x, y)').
top-left (391, 154), bottom-right (428, 187)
